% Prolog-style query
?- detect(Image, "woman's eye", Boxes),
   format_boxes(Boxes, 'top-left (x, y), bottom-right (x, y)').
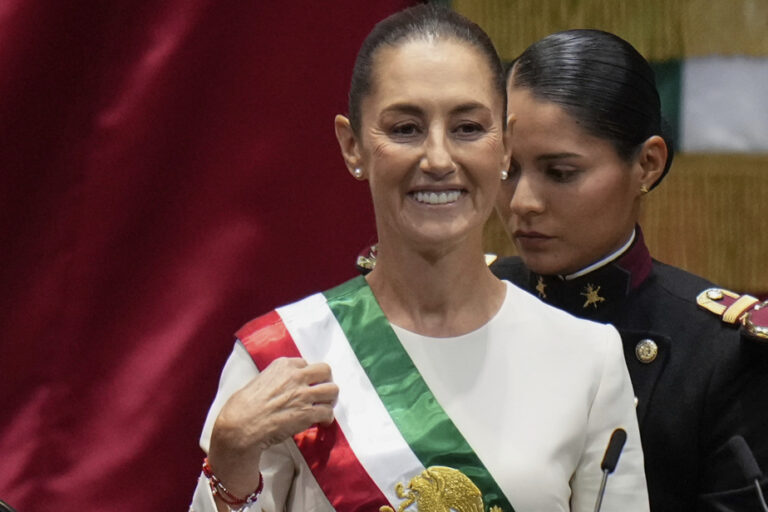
top-left (546, 167), bottom-right (578, 183)
top-left (454, 122), bottom-right (484, 138)
top-left (391, 123), bottom-right (420, 137)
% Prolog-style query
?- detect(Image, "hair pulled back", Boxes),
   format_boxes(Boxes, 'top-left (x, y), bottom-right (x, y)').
top-left (509, 29), bottom-right (674, 187)
top-left (348, 4), bottom-right (505, 136)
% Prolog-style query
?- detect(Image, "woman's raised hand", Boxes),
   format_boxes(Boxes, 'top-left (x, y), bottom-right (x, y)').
top-left (206, 357), bottom-right (339, 498)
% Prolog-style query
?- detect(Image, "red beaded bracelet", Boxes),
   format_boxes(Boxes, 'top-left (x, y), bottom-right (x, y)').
top-left (202, 457), bottom-right (263, 511)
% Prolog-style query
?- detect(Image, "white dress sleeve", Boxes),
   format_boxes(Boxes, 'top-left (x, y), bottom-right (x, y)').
top-left (188, 342), bottom-right (306, 512)
top-left (569, 325), bottom-right (650, 512)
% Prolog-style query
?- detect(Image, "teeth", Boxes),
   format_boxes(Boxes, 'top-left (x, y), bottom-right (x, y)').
top-left (413, 190), bottom-right (462, 205)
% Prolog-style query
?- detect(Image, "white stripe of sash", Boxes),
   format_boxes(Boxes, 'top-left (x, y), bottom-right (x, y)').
top-left (276, 293), bottom-right (426, 506)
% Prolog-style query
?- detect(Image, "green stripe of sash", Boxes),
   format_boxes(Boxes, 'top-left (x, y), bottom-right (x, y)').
top-left (324, 276), bottom-right (514, 511)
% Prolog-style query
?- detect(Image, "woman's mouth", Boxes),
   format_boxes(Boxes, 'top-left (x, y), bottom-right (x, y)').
top-left (514, 230), bottom-right (551, 239)
top-left (514, 230), bottom-right (555, 249)
top-left (410, 189), bottom-right (463, 205)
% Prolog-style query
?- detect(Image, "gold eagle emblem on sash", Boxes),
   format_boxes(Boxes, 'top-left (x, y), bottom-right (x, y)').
top-left (380, 466), bottom-right (501, 512)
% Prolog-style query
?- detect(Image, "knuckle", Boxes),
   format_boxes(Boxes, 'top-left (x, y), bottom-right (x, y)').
top-left (274, 356), bottom-right (306, 367)
top-left (307, 361), bottom-right (331, 377)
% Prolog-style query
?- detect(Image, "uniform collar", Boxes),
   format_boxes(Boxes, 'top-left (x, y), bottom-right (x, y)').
top-left (528, 226), bottom-right (652, 319)
top-left (562, 230), bottom-right (635, 280)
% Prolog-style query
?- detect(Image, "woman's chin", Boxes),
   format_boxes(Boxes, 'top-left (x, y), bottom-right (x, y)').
top-left (517, 252), bottom-right (569, 276)
top-left (395, 217), bottom-right (482, 249)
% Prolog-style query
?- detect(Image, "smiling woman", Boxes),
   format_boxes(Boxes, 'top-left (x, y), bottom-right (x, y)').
top-left (190, 7), bottom-right (648, 512)
top-left (334, 37), bottom-right (507, 311)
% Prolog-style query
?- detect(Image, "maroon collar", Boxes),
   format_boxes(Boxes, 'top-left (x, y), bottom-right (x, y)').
top-left (615, 226), bottom-right (653, 291)
top-left (526, 226), bottom-right (653, 318)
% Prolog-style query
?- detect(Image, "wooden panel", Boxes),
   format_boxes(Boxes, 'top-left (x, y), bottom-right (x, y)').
top-left (453, 0), bottom-right (768, 61)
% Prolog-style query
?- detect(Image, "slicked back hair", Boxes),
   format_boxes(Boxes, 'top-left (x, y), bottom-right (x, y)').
top-left (348, 4), bottom-right (506, 136)
top-left (508, 29), bottom-right (674, 186)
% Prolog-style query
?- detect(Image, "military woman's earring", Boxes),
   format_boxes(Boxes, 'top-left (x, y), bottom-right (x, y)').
top-left (353, 167), bottom-right (363, 180)
top-left (640, 184), bottom-right (649, 195)
top-left (501, 169), bottom-right (509, 181)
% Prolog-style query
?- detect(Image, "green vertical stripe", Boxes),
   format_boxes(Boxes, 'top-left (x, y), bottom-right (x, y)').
top-left (651, 59), bottom-right (682, 148)
top-left (324, 276), bottom-right (514, 512)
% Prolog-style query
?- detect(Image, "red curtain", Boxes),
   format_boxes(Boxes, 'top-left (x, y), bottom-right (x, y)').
top-left (0, 2), bottom-right (413, 510)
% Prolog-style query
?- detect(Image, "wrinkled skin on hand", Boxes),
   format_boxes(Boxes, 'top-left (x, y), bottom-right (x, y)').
top-left (207, 357), bottom-right (339, 498)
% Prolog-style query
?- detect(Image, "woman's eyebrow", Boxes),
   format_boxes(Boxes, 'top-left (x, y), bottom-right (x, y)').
top-left (380, 101), bottom-right (490, 117)
top-left (450, 101), bottom-right (489, 115)
top-left (536, 152), bottom-right (582, 161)
top-left (380, 103), bottom-right (424, 116)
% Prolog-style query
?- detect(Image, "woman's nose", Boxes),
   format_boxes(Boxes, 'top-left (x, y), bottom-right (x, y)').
top-left (419, 131), bottom-right (455, 177)
top-left (509, 171), bottom-right (545, 216)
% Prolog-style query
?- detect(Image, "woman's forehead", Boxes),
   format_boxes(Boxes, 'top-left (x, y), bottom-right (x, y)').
top-left (365, 38), bottom-right (500, 106)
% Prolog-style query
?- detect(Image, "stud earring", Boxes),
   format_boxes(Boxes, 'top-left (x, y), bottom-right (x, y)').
top-left (640, 184), bottom-right (649, 195)
top-left (353, 168), bottom-right (363, 179)
top-left (501, 169), bottom-right (509, 181)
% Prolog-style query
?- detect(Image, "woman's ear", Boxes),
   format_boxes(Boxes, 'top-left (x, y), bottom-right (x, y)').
top-left (636, 135), bottom-right (667, 190)
top-left (501, 113), bottom-right (516, 171)
top-left (334, 115), bottom-right (365, 180)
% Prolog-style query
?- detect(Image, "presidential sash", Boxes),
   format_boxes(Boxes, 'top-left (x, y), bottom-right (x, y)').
top-left (236, 276), bottom-right (513, 512)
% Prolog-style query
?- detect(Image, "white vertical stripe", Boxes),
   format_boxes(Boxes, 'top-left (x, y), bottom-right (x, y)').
top-left (681, 57), bottom-right (768, 152)
top-left (276, 294), bottom-right (425, 506)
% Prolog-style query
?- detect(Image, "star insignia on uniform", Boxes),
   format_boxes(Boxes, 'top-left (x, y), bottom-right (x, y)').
top-left (581, 283), bottom-right (606, 309)
top-left (535, 276), bottom-right (547, 298)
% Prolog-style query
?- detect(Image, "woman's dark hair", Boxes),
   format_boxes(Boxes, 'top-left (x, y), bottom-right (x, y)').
top-left (348, 4), bottom-right (505, 136)
top-left (508, 29), bottom-right (674, 187)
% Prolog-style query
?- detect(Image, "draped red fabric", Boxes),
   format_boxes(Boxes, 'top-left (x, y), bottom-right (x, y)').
top-left (0, 2), bottom-right (413, 510)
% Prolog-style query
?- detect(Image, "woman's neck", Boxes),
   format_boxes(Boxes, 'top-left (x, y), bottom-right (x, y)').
top-left (563, 228), bottom-right (636, 281)
top-left (366, 234), bottom-right (505, 338)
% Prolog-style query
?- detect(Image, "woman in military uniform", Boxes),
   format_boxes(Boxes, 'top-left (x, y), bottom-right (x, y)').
top-left (492, 29), bottom-right (768, 511)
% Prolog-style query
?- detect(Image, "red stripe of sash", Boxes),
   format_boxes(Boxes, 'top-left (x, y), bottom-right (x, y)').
top-left (236, 310), bottom-right (392, 511)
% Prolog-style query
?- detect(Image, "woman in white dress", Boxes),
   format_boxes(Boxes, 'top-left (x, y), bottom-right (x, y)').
top-left (190, 6), bottom-right (648, 512)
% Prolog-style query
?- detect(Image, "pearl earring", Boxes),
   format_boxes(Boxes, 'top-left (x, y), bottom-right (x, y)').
top-left (353, 168), bottom-right (363, 179)
top-left (501, 169), bottom-right (509, 181)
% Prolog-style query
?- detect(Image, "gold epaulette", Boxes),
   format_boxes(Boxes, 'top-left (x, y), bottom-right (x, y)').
top-left (697, 287), bottom-right (768, 342)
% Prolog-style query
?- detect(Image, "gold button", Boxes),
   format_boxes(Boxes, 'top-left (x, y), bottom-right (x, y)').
top-left (635, 339), bottom-right (658, 363)
top-left (707, 289), bottom-right (724, 301)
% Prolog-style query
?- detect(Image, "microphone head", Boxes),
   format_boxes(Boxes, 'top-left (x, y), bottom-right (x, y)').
top-left (601, 428), bottom-right (628, 473)
top-left (728, 435), bottom-right (764, 481)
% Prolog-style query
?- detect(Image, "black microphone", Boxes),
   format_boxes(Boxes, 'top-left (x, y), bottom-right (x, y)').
top-left (728, 435), bottom-right (768, 512)
top-left (594, 428), bottom-right (627, 512)
top-left (0, 499), bottom-right (16, 512)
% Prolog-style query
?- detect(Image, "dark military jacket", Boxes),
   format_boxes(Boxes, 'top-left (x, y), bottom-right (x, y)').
top-left (491, 229), bottom-right (768, 512)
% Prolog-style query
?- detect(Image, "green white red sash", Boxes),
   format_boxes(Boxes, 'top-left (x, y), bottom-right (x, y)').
top-left (236, 275), bottom-right (513, 511)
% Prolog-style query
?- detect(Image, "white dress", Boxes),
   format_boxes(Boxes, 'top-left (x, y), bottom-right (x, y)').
top-left (190, 280), bottom-right (649, 511)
